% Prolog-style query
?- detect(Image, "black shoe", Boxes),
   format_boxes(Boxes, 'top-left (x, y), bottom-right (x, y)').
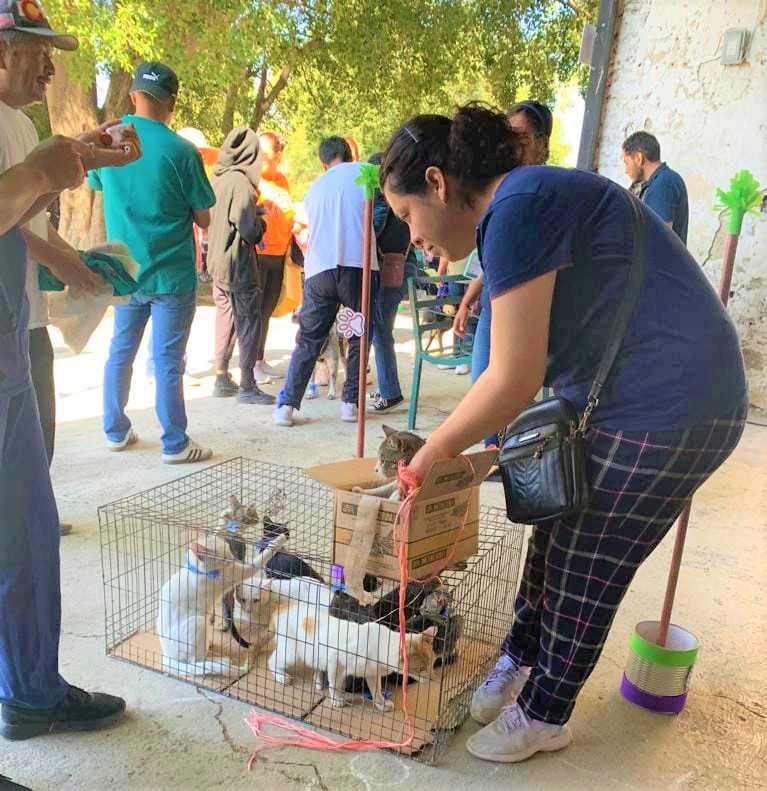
top-left (212, 373), bottom-right (238, 398)
top-left (236, 386), bottom-right (276, 405)
top-left (369, 395), bottom-right (404, 414)
top-left (0, 775), bottom-right (32, 790)
top-left (0, 686), bottom-right (126, 741)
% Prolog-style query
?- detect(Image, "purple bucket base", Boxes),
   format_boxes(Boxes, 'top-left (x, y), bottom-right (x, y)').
top-left (619, 674), bottom-right (687, 715)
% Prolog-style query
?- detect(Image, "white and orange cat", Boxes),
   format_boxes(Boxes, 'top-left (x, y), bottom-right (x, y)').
top-left (157, 528), bottom-right (287, 677)
top-left (269, 597), bottom-right (437, 711)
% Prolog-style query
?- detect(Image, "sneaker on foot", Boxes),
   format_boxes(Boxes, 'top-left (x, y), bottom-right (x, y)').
top-left (465, 703), bottom-right (572, 763)
top-left (306, 383), bottom-right (320, 400)
top-left (236, 386), bottom-right (276, 405)
top-left (162, 438), bottom-right (212, 465)
top-left (212, 373), bottom-right (238, 398)
top-left (106, 428), bottom-right (138, 452)
top-left (368, 395), bottom-right (404, 414)
top-left (257, 361), bottom-right (284, 379)
top-left (341, 403), bottom-right (358, 423)
top-left (368, 389), bottom-right (380, 401)
top-left (455, 363), bottom-right (470, 376)
top-left (470, 655), bottom-right (530, 725)
top-left (437, 363), bottom-right (456, 370)
top-left (253, 369), bottom-right (274, 386)
top-left (0, 685), bottom-right (126, 741)
top-left (273, 405), bottom-right (294, 427)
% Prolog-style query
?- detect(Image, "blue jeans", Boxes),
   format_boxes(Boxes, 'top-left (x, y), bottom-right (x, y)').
top-left (371, 261), bottom-right (416, 401)
top-left (104, 292), bottom-right (196, 454)
top-left (471, 287), bottom-right (498, 447)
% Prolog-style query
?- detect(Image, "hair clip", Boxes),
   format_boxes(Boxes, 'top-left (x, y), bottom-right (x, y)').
top-left (403, 125), bottom-right (419, 143)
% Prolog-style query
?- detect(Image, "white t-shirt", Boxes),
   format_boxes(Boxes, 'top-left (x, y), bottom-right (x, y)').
top-left (302, 162), bottom-right (378, 281)
top-left (0, 100), bottom-right (49, 328)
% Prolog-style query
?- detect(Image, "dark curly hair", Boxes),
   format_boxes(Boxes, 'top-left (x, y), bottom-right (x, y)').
top-left (381, 103), bottom-right (521, 206)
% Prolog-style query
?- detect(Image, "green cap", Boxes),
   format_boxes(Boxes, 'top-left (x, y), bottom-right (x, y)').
top-left (130, 61), bottom-right (179, 101)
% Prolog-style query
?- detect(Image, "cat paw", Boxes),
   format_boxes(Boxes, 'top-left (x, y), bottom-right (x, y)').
top-left (274, 672), bottom-right (293, 685)
top-left (375, 699), bottom-right (395, 712)
top-left (331, 696), bottom-right (348, 708)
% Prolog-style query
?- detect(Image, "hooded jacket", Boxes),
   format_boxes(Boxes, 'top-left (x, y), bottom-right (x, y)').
top-left (207, 128), bottom-right (266, 289)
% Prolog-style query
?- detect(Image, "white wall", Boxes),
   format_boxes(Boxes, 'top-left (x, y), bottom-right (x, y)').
top-left (595, 0), bottom-right (767, 407)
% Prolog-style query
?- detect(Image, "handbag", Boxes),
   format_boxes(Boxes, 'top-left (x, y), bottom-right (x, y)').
top-left (499, 192), bottom-right (647, 524)
top-left (377, 206), bottom-right (411, 288)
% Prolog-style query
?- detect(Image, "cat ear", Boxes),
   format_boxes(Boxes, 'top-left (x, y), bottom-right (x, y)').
top-left (382, 425), bottom-right (396, 438)
top-left (421, 626), bottom-right (438, 641)
top-left (189, 541), bottom-right (206, 559)
top-left (229, 494), bottom-right (241, 512)
top-left (259, 578), bottom-right (273, 591)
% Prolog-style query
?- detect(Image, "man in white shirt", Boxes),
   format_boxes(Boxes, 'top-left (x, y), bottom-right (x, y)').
top-left (0, 10), bottom-right (104, 536)
top-left (274, 137), bottom-right (378, 427)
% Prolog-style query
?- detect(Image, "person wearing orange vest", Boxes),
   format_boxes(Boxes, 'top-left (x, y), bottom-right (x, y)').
top-left (254, 131), bottom-right (295, 384)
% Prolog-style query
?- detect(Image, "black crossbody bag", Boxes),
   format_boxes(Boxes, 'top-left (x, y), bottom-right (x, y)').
top-left (499, 193), bottom-right (647, 525)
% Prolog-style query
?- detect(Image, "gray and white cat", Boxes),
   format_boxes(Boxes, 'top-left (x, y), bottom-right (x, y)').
top-left (354, 425), bottom-right (426, 500)
top-left (157, 527), bottom-right (287, 677)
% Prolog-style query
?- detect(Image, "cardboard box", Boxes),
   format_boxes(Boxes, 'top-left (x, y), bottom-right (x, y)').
top-left (305, 450), bottom-right (496, 580)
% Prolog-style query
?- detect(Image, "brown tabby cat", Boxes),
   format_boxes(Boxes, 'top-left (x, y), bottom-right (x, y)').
top-left (375, 425), bottom-right (425, 479)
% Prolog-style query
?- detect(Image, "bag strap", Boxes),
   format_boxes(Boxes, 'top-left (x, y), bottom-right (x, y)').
top-left (578, 191), bottom-right (647, 433)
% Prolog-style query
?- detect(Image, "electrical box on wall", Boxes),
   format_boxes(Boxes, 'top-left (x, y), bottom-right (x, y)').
top-left (721, 28), bottom-right (749, 65)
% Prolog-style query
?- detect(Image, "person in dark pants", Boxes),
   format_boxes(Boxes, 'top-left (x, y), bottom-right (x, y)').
top-left (622, 131), bottom-right (689, 244)
top-left (208, 127), bottom-right (274, 405)
top-left (254, 131), bottom-right (295, 384)
top-left (274, 137), bottom-right (378, 427)
top-left (381, 104), bottom-right (746, 764)
top-left (367, 152), bottom-right (417, 414)
top-left (1, 115), bottom-right (139, 763)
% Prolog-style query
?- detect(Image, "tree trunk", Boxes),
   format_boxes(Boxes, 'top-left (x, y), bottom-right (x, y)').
top-left (46, 53), bottom-right (106, 249)
top-left (104, 69), bottom-right (133, 121)
top-left (221, 81), bottom-right (240, 138)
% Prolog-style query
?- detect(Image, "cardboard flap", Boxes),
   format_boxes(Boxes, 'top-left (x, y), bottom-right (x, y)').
top-left (418, 449), bottom-right (497, 498)
top-left (304, 458), bottom-right (379, 490)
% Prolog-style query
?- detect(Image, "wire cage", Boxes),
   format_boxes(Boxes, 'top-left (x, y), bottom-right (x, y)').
top-left (99, 458), bottom-right (525, 764)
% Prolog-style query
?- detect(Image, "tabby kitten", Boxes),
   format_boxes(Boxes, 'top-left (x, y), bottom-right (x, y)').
top-left (375, 425), bottom-right (425, 480)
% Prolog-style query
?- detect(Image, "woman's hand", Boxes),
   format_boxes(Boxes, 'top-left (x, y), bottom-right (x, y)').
top-left (405, 437), bottom-right (453, 487)
top-left (453, 303), bottom-right (470, 338)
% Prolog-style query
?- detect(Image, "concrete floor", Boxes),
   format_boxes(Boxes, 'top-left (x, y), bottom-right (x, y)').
top-left (3, 306), bottom-right (766, 791)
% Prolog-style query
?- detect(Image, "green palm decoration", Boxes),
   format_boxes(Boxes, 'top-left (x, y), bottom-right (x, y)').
top-left (714, 170), bottom-right (763, 234)
top-left (355, 163), bottom-right (381, 201)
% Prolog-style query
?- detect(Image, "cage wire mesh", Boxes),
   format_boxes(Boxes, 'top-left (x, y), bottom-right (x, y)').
top-left (99, 458), bottom-right (525, 763)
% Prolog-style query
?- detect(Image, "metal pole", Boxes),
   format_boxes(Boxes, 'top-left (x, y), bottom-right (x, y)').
top-left (656, 233), bottom-right (738, 646)
top-left (356, 198), bottom-right (373, 458)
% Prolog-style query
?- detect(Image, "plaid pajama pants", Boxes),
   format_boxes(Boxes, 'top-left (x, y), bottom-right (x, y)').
top-left (502, 406), bottom-right (747, 725)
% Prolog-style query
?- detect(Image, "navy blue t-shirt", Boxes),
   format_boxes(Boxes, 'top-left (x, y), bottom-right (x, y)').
top-left (641, 162), bottom-right (688, 244)
top-left (477, 166), bottom-right (746, 431)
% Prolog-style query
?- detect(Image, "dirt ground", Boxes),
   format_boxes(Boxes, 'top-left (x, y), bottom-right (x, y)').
top-left (2, 305), bottom-right (766, 791)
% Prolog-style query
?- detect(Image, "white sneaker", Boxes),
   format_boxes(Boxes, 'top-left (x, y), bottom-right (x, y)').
top-left (273, 405), bottom-right (294, 427)
top-left (455, 363), bottom-right (470, 376)
top-left (162, 438), bottom-right (213, 465)
top-left (437, 363), bottom-right (456, 370)
top-left (254, 369), bottom-right (274, 386)
top-left (257, 361), bottom-right (284, 379)
top-left (341, 403), bottom-right (358, 423)
top-left (306, 383), bottom-right (320, 400)
top-left (106, 428), bottom-right (139, 452)
top-left (466, 703), bottom-right (571, 763)
top-left (470, 655), bottom-right (530, 725)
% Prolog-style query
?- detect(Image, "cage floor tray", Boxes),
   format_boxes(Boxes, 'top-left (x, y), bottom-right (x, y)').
top-left (110, 631), bottom-right (497, 754)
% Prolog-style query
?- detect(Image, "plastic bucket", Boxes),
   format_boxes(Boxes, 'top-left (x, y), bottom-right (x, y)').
top-left (619, 620), bottom-right (699, 715)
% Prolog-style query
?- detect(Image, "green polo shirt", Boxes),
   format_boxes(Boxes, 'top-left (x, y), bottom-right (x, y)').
top-left (88, 115), bottom-right (215, 294)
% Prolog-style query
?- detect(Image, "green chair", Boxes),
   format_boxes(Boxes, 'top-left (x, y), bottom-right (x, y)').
top-left (406, 273), bottom-right (474, 430)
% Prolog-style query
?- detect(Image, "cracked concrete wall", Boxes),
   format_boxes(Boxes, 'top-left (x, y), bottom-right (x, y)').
top-left (594, 0), bottom-right (767, 408)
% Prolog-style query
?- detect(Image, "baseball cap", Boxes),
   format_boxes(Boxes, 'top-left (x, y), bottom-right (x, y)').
top-left (0, 0), bottom-right (78, 50)
top-left (130, 62), bottom-right (179, 101)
